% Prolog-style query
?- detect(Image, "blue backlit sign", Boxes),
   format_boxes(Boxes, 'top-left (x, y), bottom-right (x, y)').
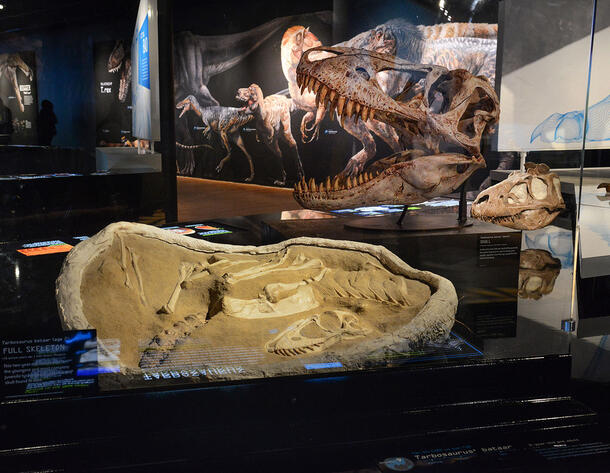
top-left (138, 15), bottom-right (150, 89)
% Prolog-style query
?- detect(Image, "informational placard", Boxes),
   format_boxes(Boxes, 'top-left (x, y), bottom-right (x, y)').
top-left (17, 240), bottom-right (73, 256)
top-left (132, 0), bottom-right (160, 141)
top-left (0, 50), bottom-right (38, 145)
top-left (94, 40), bottom-right (133, 146)
top-left (1, 330), bottom-right (98, 399)
top-left (478, 234), bottom-right (520, 268)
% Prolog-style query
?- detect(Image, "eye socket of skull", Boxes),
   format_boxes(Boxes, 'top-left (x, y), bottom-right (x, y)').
top-left (456, 163), bottom-right (468, 174)
top-left (507, 182), bottom-right (528, 204)
top-left (355, 67), bottom-right (371, 81)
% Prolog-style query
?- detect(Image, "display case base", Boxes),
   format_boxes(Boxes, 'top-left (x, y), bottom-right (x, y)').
top-left (345, 214), bottom-right (474, 231)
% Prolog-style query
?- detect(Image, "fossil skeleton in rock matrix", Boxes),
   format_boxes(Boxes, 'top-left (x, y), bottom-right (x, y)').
top-left (56, 223), bottom-right (457, 379)
top-left (471, 163), bottom-right (565, 230)
top-left (290, 46), bottom-right (499, 210)
top-left (518, 249), bottom-right (561, 300)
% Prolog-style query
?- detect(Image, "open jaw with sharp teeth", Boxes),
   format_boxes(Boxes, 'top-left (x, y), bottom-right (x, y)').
top-left (293, 171), bottom-right (383, 209)
top-left (296, 71), bottom-right (377, 126)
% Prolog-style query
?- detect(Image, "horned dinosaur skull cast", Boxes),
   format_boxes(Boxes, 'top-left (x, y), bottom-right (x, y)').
top-left (292, 46), bottom-right (499, 210)
top-left (471, 163), bottom-right (565, 230)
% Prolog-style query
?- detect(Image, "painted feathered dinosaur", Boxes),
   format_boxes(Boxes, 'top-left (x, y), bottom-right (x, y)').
top-left (292, 46), bottom-right (499, 210)
top-left (0, 53), bottom-right (33, 113)
top-left (176, 95), bottom-right (255, 181)
top-left (235, 83), bottom-right (303, 185)
top-left (281, 20), bottom-right (497, 176)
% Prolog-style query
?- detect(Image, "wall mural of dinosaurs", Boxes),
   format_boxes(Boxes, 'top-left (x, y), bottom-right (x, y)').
top-left (173, 5), bottom-right (499, 190)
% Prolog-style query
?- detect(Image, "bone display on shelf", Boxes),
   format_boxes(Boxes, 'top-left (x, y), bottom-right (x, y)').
top-left (518, 249), bottom-right (562, 300)
top-left (56, 222), bottom-right (458, 381)
top-left (291, 46), bottom-right (499, 210)
top-left (471, 163), bottom-right (565, 230)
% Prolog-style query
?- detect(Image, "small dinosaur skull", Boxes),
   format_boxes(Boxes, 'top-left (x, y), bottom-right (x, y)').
top-left (265, 310), bottom-right (371, 356)
top-left (518, 249), bottom-right (561, 300)
top-left (471, 163), bottom-right (565, 230)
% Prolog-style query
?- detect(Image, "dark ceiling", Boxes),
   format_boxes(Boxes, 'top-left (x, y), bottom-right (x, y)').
top-left (0, 0), bottom-right (501, 37)
top-left (0, 0), bottom-right (139, 36)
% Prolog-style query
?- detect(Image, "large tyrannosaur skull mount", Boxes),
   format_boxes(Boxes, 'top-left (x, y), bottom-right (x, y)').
top-left (471, 163), bottom-right (565, 230)
top-left (292, 46), bottom-right (500, 211)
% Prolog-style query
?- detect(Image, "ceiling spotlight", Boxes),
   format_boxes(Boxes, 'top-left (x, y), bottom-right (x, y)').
top-left (0, 4), bottom-right (5, 10)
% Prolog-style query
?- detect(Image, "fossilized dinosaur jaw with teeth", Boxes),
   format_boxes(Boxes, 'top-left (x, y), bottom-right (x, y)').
top-left (293, 45), bottom-right (499, 210)
top-left (471, 163), bottom-right (565, 230)
top-left (294, 151), bottom-right (486, 211)
top-left (296, 46), bottom-right (435, 126)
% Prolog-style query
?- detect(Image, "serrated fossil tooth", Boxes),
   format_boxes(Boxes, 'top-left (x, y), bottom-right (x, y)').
top-left (308, 178), bottom-right (316, 192)
top-left (329, 89), bottom-right (337, 104)
top-left (355, 103), bottom-right (361, 122)
top-left (361, 106), bottom-right (370, 122)
top-left (346, 100), bottom-right (354, 118)
top-left (369, 109), bottom-right (376, 121)
top-left (300, 79), bottom-right (308, 94)
top-left (333, 176), bottom-right (340, 191)
top-left (336, 96), bottom-right (346, 116)
top-left (325, 176), bottom-right (331, 192)
top-left (302, 179), bottom-right (308, 191)
top-left (318, 86), bottom-right (329, 106)
top-left (358, 174), bottom-right (364, 185)
top-left (307, 76), bottom-right (316, 91)
top-left (312, 80), bottom-right (321, 94)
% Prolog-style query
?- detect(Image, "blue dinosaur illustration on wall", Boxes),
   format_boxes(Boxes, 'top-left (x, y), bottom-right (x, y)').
top-left (531, 95), bottom-right (610, 144)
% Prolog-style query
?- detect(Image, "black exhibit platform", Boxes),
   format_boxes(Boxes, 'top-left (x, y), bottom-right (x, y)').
top-left (345, 213), bottom-right (474, 231)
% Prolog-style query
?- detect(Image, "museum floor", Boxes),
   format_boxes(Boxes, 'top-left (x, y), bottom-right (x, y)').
top-left (177, 176), bottom-right (300, 221)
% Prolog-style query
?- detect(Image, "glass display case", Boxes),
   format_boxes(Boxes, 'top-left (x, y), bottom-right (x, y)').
top-left (1, 0), bottom-right (608, 471)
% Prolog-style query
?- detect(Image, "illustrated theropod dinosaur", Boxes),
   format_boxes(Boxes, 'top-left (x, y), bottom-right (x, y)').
top-left (236, 83), bottom-right (303, 185)
top-left (174, 16), bottom-right (297, 107)
top-left (0, 53), bottom-right (33, 113)
top-left (176, 95), bottom-right (255, 181)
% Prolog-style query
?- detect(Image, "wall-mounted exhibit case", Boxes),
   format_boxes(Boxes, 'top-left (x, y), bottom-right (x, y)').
top-left (1, 0), bottom-right (609, 471)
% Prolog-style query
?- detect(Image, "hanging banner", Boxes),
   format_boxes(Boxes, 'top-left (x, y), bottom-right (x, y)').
top-left (0, 51), bottom-right (38, 145)
top-left (132, 0), bottom-right (160, 141)
top-left (94, 40), bottom-right (133, 146)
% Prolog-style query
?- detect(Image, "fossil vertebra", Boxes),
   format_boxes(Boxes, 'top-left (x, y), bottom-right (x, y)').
top-left (56, 222), bottom-right (457, 379)
top-left (292, 46), bottom-right (499, 210)
top-left (471, 163), bottom-right (565, 230)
